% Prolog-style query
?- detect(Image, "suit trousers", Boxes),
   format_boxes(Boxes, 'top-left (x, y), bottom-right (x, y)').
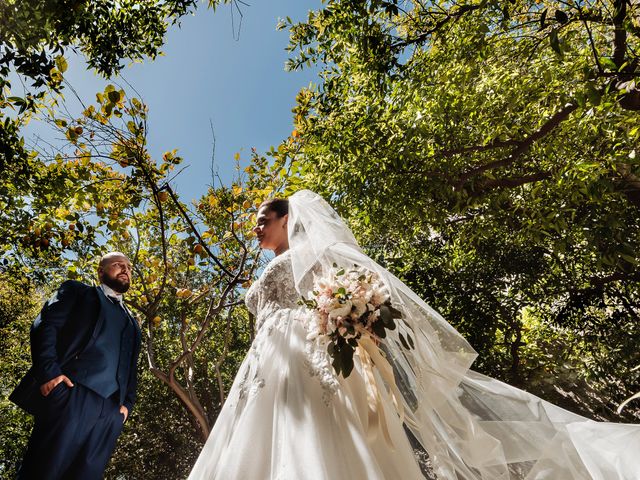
top-left (18, 383), bottom-right (125, 480)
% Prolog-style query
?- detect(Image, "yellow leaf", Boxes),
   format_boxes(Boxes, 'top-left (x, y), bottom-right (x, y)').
top-left (55, 56), bottom-right (68, 73)
top-left (56, 207), bottom-right (70, 218)
top-left (209, 195), bottom-right (219, 207)
top-left (234, 152), bottom-right (240, 161)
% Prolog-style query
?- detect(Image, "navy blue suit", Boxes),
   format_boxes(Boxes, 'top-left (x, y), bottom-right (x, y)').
top-left (10, 280), bottom-right (141, 480)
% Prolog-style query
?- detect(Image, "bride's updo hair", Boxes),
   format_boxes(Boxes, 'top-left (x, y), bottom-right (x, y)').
top-left (258, 198), bottom-right (289, 217)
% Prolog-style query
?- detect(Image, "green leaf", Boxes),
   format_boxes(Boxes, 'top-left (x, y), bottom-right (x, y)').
top-left (398, 332), bottom-right (410, 350)
top-left (340, 345), bottom-right (354, 377)
top-left (372, 318), bottom-right (387, 338)
top-left (388, 304), bottom-right (403, 319)
top-left (600, 57), bottom-right (618, 71)
top-left (539, 9), bottom-right (548, 30)
top-left (549, 29), bottom-right (562, 57)
top-left (554, 10), bottom-right (568, 24)
top-left (380, 305), bottom-right (393, 326)
top-left (620, 254), bottom-right (638, 265)
top-left (332, 355), bottom-right (342, 376)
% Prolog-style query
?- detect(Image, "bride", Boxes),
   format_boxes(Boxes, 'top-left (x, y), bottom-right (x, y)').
top-left (188, 189), bottom-right (640, 480)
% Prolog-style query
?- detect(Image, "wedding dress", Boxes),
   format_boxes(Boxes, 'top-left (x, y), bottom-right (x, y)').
top-left (188, 190), bottom-right (640, 480)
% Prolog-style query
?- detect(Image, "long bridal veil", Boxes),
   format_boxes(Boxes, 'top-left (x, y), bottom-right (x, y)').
top-left (287, 189), bottom-right (640, 480)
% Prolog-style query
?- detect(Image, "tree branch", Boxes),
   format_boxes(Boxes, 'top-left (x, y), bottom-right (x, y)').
top-left (440, 138), bottom-right (521, 157)
top-left (162, 184), bottom-right (235, 278)
top-left (612, 0), bottom-right (627, 69)
top-left (391, 4), bottom-right (483, 50)
top-left (454, 103), bottom-right (578, 189)
top-left (469, 171), bottom-right (553, 196)
top-left (614, 163), bottom-right (640, 208)
top-left (589, 271), bottom-right (640, 287)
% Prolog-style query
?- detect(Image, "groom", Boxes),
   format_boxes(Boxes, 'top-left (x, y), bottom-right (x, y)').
top-left (10, 252), bottom-right (141, 480)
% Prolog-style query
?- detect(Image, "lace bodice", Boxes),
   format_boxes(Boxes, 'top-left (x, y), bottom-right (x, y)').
top-left (240, 250), bottom-right (339, 406)
top-left (245, 250), bottom-right (300, 328)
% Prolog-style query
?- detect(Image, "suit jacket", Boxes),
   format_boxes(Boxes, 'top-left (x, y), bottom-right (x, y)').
top-left (9, 280), bottom-right (142, 415)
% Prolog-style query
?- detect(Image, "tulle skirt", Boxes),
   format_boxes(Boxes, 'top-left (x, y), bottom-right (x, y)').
top-left (187, 308), bottom-right (425, 480)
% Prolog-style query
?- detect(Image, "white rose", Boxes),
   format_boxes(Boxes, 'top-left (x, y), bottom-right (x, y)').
top-left (352, 298), bottom-right (367, 317)
top-left (371, 287), bottom-right (389, 305)
top-left (329, 300), bottom-right (352, 320)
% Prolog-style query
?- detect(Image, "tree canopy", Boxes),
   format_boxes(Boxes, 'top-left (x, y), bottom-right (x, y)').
top-left (280, 0), bottom-right (639, 413)
top-left (0, 0), bottom-right (233, 271)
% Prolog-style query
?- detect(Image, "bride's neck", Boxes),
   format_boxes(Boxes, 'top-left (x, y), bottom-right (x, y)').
top-left (274, 242), bottom-right (289, 256)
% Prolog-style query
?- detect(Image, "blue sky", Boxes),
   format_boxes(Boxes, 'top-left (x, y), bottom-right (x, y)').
top-left (27, 0), bottom-right (320, 201)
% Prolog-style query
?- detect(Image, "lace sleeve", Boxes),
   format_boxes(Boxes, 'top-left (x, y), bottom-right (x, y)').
top-left (260, 260), bottom-right (294, 308)
top-left (248, 252), bottom-right (300, 330)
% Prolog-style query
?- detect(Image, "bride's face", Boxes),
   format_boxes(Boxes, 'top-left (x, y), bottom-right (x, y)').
top-left (253, 206), bottom-right (288, 252)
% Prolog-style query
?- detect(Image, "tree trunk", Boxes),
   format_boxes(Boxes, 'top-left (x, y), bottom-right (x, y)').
top-left (150, 368), bottom-right (212, 441)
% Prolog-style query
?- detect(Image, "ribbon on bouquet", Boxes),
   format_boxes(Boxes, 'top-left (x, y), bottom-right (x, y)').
top-left (356, 332), bottom-right (406, 450)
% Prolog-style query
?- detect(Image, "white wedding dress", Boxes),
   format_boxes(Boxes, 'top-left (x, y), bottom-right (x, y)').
top-left (188, 190), bottom-right (640, 480)
top-left (188, 249), bottom-right (425, 479)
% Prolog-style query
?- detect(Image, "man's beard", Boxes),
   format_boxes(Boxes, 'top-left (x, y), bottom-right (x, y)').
top-left (102, 274), bottom-right (131, 293)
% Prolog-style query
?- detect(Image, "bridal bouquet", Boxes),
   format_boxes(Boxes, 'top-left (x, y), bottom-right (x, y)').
top-left (300, 263), bottom-right (409, 377)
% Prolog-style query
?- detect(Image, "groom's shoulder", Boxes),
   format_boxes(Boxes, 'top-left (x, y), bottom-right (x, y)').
top-left (56, 279), bottom-right (93, 292)
top-left (42, 281), bottom-right (96, 311)
top-left (53, 280), bottom-right (96, 300)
